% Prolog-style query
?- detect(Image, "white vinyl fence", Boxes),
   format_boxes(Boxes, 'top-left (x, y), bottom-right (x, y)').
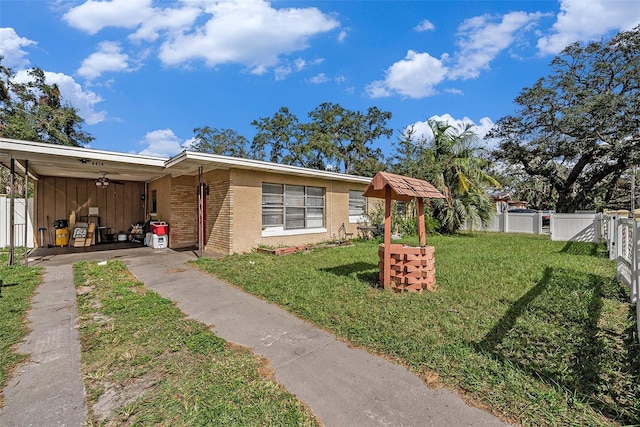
top-left (467, 211), bottom-right (547, 234)
top-left (610, 216), bottom-right (640, 341)
top-left (549, 213), bottom-right (601, 242)
top-left (468, 210), bottom-right (603, 242)
top-left (0, 196), bottom-right (34, 248)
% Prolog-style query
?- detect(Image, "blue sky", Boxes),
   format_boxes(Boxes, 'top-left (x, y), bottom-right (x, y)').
top-left (1, 0), bottom-right (639, 160)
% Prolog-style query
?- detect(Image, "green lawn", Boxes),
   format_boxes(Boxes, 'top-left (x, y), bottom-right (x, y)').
top-left (194, 233), bottom-right (640, 426)
top-left (74, 260), bottom-right (319, 426)
top-left (0, 254), bottom-right (41, 406)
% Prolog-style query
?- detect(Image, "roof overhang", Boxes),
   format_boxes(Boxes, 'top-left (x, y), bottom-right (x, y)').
top-left (0, 138), bottom-right (167, 182)
top-left (0, 138), bottom-right (373, 186)
top-left (166, 151), bottom-right (372, 184)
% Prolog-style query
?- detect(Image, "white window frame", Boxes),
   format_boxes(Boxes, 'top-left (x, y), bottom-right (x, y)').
top-left (262, 183), bottom-right (326, 236)
top-left (349, 189), bottom-right (367, 223)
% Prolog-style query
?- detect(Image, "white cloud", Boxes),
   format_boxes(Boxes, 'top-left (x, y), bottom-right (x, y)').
top-left (274, 65), bottom-right (291, 81)
top-left (408, 114), bottom-right (495, 146)
top-left (337, 29), bottom-right (348, 42)
top-left (367, 10), bottom-right (544, 98)
top-left (129, 5), bottom-right (201, 42)
top-left (415, 19), bottom-right (435, 32)
top-left (77, 41), bottom-right (131, 80)
top-left (366, 50), bottom-right (448, 98)
top-left (63, 0), bottom-right (154, 35)
top-left (443, 88), bottom-right (464, 95)
top-left (0, 27), bottom-right (36, 68)
top-left (14, 70), bottom-right (106, 125)
top-left (294, 58), bottom-right (307, 71)
top-left (308, 73), bottom-right (329, 84)
top-left (158, 1), bottom-right (339, 73)
top-left (138, 129), bottom-right (191, 157)
top-left (63, 1), bottom-right (339, 77)
top-left (450, 11), bottom-right (544, 80)
top-left (537, 0), bottom-right (640, 54)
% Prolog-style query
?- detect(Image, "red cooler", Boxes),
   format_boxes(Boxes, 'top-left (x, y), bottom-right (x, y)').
top-left (151, 221), bottom-right (168, 235)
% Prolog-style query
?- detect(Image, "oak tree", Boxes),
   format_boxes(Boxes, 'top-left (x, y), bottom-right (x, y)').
top-left (490, 26), bottom-right (640, 212)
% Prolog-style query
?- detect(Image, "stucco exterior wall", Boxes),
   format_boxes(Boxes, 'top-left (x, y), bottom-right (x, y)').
top-left (229, 168), bottom-right (367, 254)
top-left (147, 175), bottom-right (172, 223)
top-left (148, 167), bottom-right (367, 255)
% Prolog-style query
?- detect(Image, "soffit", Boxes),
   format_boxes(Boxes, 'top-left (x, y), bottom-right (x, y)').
top-left (0, 138), bottom-right (167, 182)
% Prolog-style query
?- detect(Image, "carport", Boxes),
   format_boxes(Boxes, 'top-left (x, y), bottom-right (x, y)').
top-left (0, 138), bottom-right (167, 265)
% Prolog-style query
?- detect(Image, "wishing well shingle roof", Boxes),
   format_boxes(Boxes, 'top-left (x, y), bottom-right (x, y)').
top-left (362, 172), bottom-right (445, 201)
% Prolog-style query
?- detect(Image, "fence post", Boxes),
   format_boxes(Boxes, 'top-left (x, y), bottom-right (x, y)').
top-left (503, 209), bottom-right (509, 233)
top-left (537, 211), bottom-right (542, 235)
top-left (635, 220), bottom-right (640, 341)
top-left (609, 215), bottom-right (618, 260)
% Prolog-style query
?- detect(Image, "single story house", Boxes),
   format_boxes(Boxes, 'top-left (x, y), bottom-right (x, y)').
top-left (0, 138), bottom-right (371, 256)
top-left (490, 192), bottom-right (529, 213)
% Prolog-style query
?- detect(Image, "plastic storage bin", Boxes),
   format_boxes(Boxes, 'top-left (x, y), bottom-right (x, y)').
top-left (150, 221), bottom-right (168, 235)
top-left (148, 233), bottom-right (168, 249)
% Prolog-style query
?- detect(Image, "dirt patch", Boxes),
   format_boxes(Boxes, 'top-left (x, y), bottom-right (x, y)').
top-left (92, 377), bottom-right (157, 423)
top-left (76, 285), bottom-right (94, 295)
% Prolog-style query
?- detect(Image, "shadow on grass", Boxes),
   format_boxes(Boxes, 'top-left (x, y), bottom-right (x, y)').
top-left (560, 241), bottom-right (608, 257)
top-left (320, 262), bottom-right (380, 286)
top-left (0, 279), bottom-right (20, 298)
top-left (474, 266), bottom-right (640, 423)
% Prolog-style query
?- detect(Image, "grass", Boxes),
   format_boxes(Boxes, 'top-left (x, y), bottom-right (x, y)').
top-left (193, 232), bottom-right (640, 426)
top-left (0, 254), bottom-right (41, 406)
top-left (73, 259), bottom-right (319, 426)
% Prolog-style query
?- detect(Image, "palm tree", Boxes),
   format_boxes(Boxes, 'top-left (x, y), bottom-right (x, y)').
top-left (426, 119), bottom-right (500, 233)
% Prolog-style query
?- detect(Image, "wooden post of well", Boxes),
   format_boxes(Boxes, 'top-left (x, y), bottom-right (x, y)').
top-left (417, 197), bottom-right (426, 247)
top-left (383, 186), bottom-right (392, 289)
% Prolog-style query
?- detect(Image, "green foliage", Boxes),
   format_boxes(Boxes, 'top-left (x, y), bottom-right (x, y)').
top-left (0, 256), bottom-right (41, 405)
top-left (491, 25), bottom-right (640, 213)
top-left (74, 260), bottom-right (318, 426)
top-left (490, 163), bottom-right (557, 210)
top-left (0, 60), bottom-right (93, 146)
top-left (195, 234), bottom-right (640, 425)
top-left (251, 106), bottom-right (331, 168)
top-left (365, 200), bottom-right (439, 237)
top-left (250, 103), bottom-right (392, 174)
top-left (392, 119), bottom-right (498, 234)
top-left (306, 103), bottom-right (392, 175)
top-left (191, 126), bottom-right (251, 158)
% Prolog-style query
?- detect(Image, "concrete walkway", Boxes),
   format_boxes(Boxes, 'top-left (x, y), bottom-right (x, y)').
top-left (0, 265), bottom-right (87, 427)
top-left (2, 248), bottom-right (508, 426)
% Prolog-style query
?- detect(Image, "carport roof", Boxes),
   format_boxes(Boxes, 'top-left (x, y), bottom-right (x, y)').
top-left (0, 138), bottom-right (167, 182)
top-left (0, 138), bottom-right (372, 184)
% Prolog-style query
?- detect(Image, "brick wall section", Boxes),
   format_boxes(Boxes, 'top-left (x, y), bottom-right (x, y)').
top-left (169, 184), bottom-right (197, 248)
top-left (205, 178), bottom-right (232, 255)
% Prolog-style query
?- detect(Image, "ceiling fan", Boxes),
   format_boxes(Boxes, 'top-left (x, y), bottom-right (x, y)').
top-left (95, 172), bottom-right (124, 188)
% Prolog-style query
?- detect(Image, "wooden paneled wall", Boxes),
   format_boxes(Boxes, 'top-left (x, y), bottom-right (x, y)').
top-left (35, 177), bottom-right (146, 234)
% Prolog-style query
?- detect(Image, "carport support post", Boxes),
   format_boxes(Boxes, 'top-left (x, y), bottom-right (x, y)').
top-left (23, 160), bottom-right (28, 266)
top-left (197, 166), bottom-right (203, 258)
top-left (8, 158), bottom-right (15, 266)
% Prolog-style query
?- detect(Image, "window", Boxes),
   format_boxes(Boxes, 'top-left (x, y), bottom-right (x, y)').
top-left (349, 190), bottom-right (366, 223)
top-left (262, 183), bottom-right (325, 230)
